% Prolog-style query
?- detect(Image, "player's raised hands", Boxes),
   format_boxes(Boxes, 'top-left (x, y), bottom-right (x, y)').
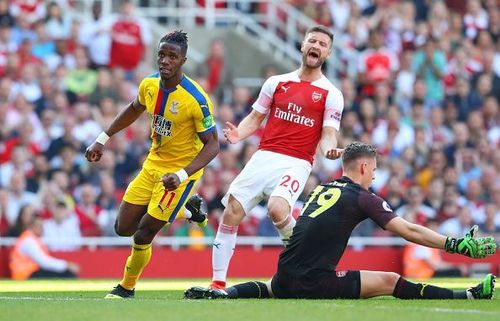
top-left (325, 148), bottom-right (343, 160)
top-left (85, 142), bottom-right (105, 162)
top-left (223, 121), bottom-right (239, 144)
top-left (445, 225), bottom-right (497, 258)
top-left (161, 173), bottom-right (181, 191)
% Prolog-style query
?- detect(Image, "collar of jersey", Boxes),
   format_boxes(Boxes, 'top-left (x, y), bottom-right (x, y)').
top-left (158, 74), bottom-right (186, 94)
top-left (339, 176), bottom-right (355, 185)
top-left (294, 70), bottom-right (326, 85)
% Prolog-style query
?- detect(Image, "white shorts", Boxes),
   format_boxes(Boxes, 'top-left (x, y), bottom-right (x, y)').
top-left (222, 150), bottom-right (312, 214)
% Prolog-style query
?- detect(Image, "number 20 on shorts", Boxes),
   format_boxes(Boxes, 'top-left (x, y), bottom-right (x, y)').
top-left (279, 175), bottom-right (300, 194)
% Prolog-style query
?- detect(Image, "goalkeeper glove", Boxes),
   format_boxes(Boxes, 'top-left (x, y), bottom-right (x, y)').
top-left (445, 225), bottom-right (497, 258)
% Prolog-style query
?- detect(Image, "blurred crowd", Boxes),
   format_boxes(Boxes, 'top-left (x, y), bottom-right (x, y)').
top-left (1, 0), bottom-right (500, 252)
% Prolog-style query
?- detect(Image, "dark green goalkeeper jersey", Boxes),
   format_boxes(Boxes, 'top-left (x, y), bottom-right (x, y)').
top-left (278, 176), bottom-right (397, 277)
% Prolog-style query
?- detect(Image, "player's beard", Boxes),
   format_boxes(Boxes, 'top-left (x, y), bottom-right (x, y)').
top-left (303, 52), bottom-right (324, 69)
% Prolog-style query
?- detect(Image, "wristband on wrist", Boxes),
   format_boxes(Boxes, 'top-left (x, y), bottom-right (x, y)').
top-left (445, 236), bottom-right (458, 253)
top-left (175, 169), bottom-right (188, 183)
top-left (96, 132), bottom-right (110, 145)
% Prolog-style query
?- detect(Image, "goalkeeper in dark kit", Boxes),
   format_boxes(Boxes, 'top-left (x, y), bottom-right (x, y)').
top-left (186, 142), bottom-right (497, 301)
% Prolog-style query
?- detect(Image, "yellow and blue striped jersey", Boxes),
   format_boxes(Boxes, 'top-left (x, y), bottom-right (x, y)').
top-left (137, 73), bottom-right (216, 178)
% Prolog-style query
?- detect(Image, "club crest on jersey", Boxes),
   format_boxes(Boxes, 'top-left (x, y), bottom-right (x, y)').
top-left (336, 271), bottom-right (347, 277)
top-left (312, 91), bottom-right (322, 102)
top-left (169, 101), bottom-right (179, 114)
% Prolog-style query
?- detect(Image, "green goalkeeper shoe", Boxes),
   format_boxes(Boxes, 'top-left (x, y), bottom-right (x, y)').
top-left (467, 274), bottom-right (496, 299)
top-left (184, 286), bottom-right (228, 300)
top-left (185, 194), bottom-right (208, 228)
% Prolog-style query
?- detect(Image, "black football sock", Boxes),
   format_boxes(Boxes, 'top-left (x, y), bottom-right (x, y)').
top-left (226, 281), bottom-right (270, 299)
top-left (392, 277), bottom-right (466, 299)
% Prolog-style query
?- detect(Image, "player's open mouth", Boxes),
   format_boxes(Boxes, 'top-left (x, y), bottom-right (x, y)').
top-left (308, 51), bottom-right (320, 59)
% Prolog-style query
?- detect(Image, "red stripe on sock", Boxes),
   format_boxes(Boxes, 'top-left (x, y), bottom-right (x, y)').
top-left (210, 280), bottom-right (226, 290)
top-left (218, 223), bottom-right (238, 234)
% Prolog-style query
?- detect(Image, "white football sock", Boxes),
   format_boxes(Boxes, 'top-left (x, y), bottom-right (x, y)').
top-left (274, 215), bottom-right (296, 245)
top-left (212, 223), bottom-right (238, 283)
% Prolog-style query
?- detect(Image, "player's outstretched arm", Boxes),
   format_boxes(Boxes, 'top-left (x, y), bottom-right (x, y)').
top-left (385, 217), bottom-right (497, 258)
top-left (385, 217), bottom-right (447, 248)
top-left (318, 127), bottom-right (343, 160)
top-left (85, 99), bottom-right (146, 162)
top-left (223, 110), bottom-right (266, 144)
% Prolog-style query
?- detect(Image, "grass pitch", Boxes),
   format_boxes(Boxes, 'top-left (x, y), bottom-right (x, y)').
top-left (0, 279), bottom-right (499, 321)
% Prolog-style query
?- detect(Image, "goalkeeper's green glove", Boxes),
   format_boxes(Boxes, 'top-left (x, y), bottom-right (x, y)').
top-left (445, 225), bottom-right (497, 258)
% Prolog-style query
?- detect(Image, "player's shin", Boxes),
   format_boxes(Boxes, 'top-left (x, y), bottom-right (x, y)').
top-left (273, 214), bottom-right (296, 245)
top-left (212, 223), bottom-right (238, 288)
top-left (392, 277), bottom-right (467, 299)
top-left (120, 241), bottom-right (152, 290)
top-left (226, 281), bottom-right (270, 299)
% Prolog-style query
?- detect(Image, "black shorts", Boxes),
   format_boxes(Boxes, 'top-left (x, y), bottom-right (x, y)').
top-left (271, 269), bottom-right (361, 299)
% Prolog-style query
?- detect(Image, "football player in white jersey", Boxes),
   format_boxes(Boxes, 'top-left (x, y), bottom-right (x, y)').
top-left (210, 25), bottom-right (345, 290)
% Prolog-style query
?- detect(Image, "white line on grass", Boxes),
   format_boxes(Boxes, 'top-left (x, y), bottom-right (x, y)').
top-left (368, 304), bottom-right (499, 316)
top-left (1, 296), bottom-right (499, 316)
top-left (0, 296), bottom-right (176, 301)
top-left (311, 303), bottom-right (499, 316)
top-left (0, 296), bottom-right (103, 301)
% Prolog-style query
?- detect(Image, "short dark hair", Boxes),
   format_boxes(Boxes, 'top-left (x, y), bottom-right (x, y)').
top-left (342, 142), bottom-right (377, 169)
top-left (305, 25), bottom-right (334, 44)
top-left (159, 30), bottom-right (188, 56)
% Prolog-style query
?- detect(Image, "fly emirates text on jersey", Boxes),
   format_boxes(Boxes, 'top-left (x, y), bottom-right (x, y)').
top-left (274, 102), bottom-right (315, 127)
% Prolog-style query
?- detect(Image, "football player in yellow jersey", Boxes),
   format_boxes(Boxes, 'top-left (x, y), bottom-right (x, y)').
top-left (85, 31), bottom-right (219, 299)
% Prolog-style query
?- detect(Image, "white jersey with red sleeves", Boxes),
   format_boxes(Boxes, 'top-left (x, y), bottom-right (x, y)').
top-left (252, 71), bottom-right (344, 164)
